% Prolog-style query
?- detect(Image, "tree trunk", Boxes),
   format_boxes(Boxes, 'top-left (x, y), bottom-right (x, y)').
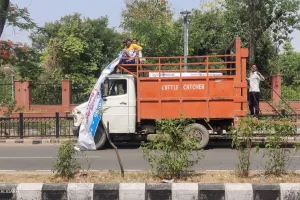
top-left (248, 34), bottom-right (256, 66)
top-left (247, 0), bottom-right (256, 66)
top-left (0, 0), bottom-right (9, 38)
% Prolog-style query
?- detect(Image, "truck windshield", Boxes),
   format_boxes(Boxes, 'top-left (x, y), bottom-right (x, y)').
top-left (103, 79), bottom-right (127, 96)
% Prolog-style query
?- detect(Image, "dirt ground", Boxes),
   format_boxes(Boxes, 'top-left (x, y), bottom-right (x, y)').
top-left (1, 171), bottom-right (300, 183)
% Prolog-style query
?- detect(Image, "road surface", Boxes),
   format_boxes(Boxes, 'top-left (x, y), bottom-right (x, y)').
top-left (0, 143), bottom-right (300, 171)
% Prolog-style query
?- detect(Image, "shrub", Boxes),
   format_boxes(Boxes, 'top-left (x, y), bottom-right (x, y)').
top-left (230, 117), bottom-right (261, 177)
top-left (231, 116), bottom-right (297, 177)
top-left (262, 117), bottom-right (296, 175)
top-left (52, 140), bottom-right (81, 179)
top-left (140, 117), bottom-right (203, 179)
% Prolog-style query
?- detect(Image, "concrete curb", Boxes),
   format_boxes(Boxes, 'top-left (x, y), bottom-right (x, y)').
top-left (0, 138), bottom-right (77, 145)
top-left (1, 183), bottom-right (300, 200)
top-left (3, 169), bottom-right (300, 174)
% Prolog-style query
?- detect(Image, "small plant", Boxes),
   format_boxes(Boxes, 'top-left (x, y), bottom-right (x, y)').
top-left (231, 116), bottom-right (298, 177)
top-left (52, 140), bottom-right (81, 180)
top-left (230, 117), bottom-right (261, 177)
top-left (3, 100), bottom-right (16, 117)
top-left (262, 117), bottom-right (296, 175)
top-left (140, 117), bottom-right (203, 179)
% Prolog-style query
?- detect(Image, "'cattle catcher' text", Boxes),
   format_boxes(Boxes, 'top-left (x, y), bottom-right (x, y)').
top-left (162, 84), bottom-right (205, 90)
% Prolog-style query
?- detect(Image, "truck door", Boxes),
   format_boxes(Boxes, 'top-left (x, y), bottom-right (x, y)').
top-left (102, 78), bottom-right (129, 133)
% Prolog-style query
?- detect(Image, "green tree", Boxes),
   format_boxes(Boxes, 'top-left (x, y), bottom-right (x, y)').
top-left (277, 42), bottom-right (300, 100)
top-left (194, 1), bottom-right (282, 79)
top-left (188, 8), bottom-right (228, 56)
top-left (182, 5), bottom-right (277, 78)
top-left (223, 0), bottom-right (300, 65)
top-left (279, 42), bottom-right (300, 87)
top-left (31, 13), bottom-right (123, 103)
top-left (0, 0), bottom-right (9, 37)
top-left (0, 40), bottom-right (42, 81)
top-left (0, 1), bottom-right (38, 37)
top-left (121, 0), bottom-right (182, 57)
top-left (14, 44), bottom-right (42, 81)
top-left (0, 1), bottom-right (40, 88)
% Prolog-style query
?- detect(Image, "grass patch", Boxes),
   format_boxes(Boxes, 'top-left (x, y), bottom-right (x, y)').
top-left (1, 171), bottom-right (300, 183)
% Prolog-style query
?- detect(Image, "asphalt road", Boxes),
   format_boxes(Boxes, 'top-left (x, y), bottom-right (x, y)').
top-left (1, 143), bottom-right (300, 171)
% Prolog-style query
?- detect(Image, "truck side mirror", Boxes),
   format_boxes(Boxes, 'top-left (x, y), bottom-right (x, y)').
top-left (101, 84), bottom-right (107, 97)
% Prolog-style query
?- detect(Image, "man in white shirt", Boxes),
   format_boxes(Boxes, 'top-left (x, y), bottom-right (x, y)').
top-left (247, 65), bottom-right (265, 117)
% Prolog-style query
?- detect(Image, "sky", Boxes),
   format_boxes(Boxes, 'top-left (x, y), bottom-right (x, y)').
top-left (2, 0), bottom-right (300, 52)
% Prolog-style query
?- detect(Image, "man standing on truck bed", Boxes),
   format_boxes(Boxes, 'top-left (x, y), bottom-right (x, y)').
top-left (123, 38), bottom-right (143, 64)
top-left (132, 38), bottom-right (146, 63)
top-left (247, 64), bottom-right (265, 117)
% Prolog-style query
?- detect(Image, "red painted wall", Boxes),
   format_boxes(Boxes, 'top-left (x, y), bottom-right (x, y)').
top-left (0, 75), bottom-right (299, 117)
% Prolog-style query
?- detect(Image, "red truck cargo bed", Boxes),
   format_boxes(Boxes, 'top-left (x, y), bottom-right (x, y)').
top-left (119, 38), bottom-right (249, 122)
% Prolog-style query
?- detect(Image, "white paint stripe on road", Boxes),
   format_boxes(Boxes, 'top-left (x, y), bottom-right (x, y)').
top-left (0, 170), bottom-right (16, 172)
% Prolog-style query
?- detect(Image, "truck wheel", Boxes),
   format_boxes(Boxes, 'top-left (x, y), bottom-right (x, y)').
top-left (184, 123), bottom-right (209, 149)
top-left (94, 123), bottom-right (107, 150)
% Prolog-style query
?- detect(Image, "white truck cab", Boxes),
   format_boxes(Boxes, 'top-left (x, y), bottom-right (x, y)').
top-left (72, 74), bottom-right (138, 147)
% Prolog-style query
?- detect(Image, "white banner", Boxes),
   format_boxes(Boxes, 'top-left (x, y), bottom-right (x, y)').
top-left (75, 52), bottom-right (123, 151)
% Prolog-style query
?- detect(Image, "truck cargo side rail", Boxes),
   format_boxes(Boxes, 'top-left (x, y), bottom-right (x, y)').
top-left (118, 37), bottom-right (249, 122)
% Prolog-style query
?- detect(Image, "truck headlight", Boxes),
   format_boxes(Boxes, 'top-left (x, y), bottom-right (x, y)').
top-left (72, 108), bottom-right (81, 124)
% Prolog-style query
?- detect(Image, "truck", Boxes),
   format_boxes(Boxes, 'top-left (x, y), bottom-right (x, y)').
top-left (72, 37), bottom-right (249, 149)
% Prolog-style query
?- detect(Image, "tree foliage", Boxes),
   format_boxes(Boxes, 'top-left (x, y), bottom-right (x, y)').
top-left (0, 0), bottom-right (9, 37)
top-left (188, 9), bottom-right (228, 56)
top-left (0, 40), bottom-right (42, 80)
top-left (0, 1), bottom-right (40, 84)
top-left (278, 42), bottom-right (300, 100)
top-left (1, 0), bottom-right (299, 105)
top-left (121, 0), bottom-right (182, 56)
top-left (223, 0), bottom-right (300, 65)
top-left (121, 0), bottom-right (286, 76)
top-left (6, 2), bottom-right (38, 30)
top-left (30, 13), bottom-right (123, 103)
top-left (279, 42), bottom-right (300, 87)
top-left (0, 1), bottom-right (38, 37)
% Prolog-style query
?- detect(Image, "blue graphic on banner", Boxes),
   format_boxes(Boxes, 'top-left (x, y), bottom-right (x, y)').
top-left (90, 100), bottom-right (103, 137)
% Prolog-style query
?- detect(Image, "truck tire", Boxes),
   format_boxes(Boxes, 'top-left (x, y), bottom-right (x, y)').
top-left (184, 123), bottom-right (209, 149)
top-left (94, 123), bottom-right (107, 150)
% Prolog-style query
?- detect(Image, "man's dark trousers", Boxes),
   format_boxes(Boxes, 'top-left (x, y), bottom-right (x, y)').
top-left (249, 92), bottom-right (260, 117)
